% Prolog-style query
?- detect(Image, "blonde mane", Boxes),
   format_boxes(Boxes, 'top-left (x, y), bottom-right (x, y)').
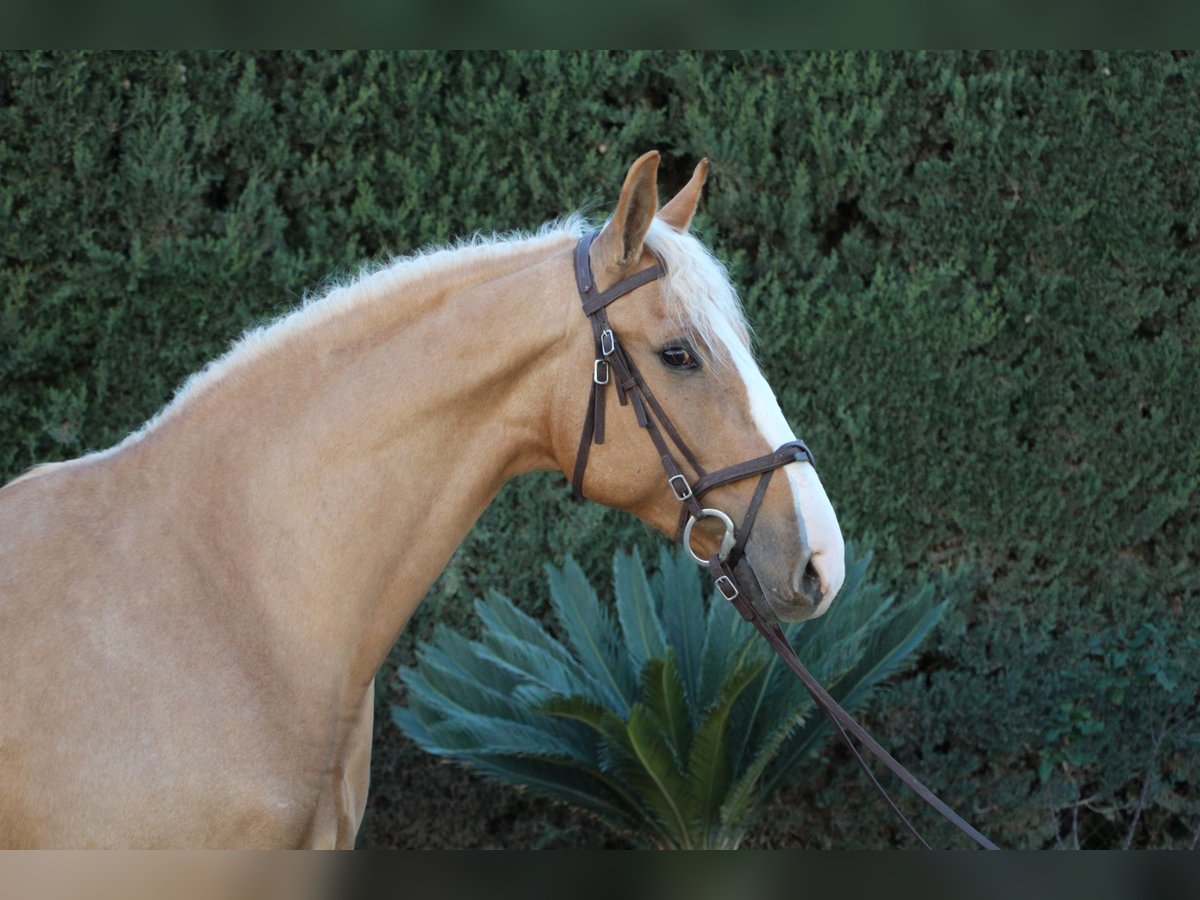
top-left (94, 217), bottom-right (586, 460)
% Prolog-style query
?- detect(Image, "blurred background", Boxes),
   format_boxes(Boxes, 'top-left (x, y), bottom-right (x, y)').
top-left (1, 50), bottom-right (1196, 848)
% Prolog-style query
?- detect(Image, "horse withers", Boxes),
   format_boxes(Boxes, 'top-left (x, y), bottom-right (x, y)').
top-left (0, 152), bottom-right (844, 848)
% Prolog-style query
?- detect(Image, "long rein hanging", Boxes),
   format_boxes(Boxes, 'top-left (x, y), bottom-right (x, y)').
top-left (571, 230), bottom-right (999, 851)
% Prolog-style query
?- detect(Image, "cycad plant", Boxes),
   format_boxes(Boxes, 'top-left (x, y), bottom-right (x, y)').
top-left (393, 544), bottom-right (947, 849)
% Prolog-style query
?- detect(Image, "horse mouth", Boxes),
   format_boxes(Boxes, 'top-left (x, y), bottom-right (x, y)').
top-left (732, 558), bottom-right (822, 623)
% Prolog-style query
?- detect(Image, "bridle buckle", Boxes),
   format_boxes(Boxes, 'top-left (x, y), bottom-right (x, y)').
top-left (668, 473), bottom-right (693, 501)
top-left (714, 574), bottom-right (739, 601)
top-left (593, 359), bottom-right (610, 385)
top-left (600, 329), bottom-right (615, 356)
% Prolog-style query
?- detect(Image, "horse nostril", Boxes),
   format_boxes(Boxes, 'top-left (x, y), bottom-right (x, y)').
top-left (803, 559), bottom-right (823, 600)
top-left (791, 553), bottom-right (823, 603)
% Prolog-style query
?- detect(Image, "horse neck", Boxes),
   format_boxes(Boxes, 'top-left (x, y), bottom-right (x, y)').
top-left (132, 235), bottom-right (578, 687)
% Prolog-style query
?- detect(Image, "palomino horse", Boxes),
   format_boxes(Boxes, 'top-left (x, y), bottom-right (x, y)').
top-left (0, 152), bottom-right (844, 848)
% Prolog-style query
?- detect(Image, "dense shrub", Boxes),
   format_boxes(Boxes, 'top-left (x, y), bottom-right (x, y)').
top-left (2, 51), bottom-right (1196, 848)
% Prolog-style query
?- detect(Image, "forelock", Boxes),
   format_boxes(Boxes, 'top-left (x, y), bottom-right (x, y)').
top-left (642, 219), bottom-right (752, 374)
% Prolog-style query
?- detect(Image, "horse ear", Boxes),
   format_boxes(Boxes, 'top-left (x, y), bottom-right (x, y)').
top-left (594, 151), bottom-right (660, 274)
top-left (659, 158), bottom-right (709, 233)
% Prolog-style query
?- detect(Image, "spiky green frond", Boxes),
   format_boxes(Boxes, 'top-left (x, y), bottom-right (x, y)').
top-left (474, 589), bottom-right (588, 677)
top-left (463, 753), bottom-right (645, 833)
top-left (641, 651), bottom-right (691, 766)
top-left (471, 633), bottom-right (599, 704)
top-left (651, 546), bottom-right (706, 720)
top-left (393, 542), bottom-right (956, 849)
top-left (539, 694), bottom-right (625, 740)
top-left (726, 642), bottom-right (807, 777)
top-left (836, 585), bottom-right (947, 713)
top-left (685, 655), bottom-right (770, 842)
top-left (613, 548), bottom-right (667, 678)
top-left (718, 707), bottom-right (808, 839)
top-left (696, 585), bottom-right (752, 715)
top-left (545, 556), bottom-right (636, 714)
top-left (539, 694), bottom-right (644, 783)
top-left (400, 663), bottom-right (522, 727)
top-left (414, 625), bottom-right (520, 697)
top-left (623, 703), bottom-right (694, 848)
top-left (412, 709), bottom-right (594, 764)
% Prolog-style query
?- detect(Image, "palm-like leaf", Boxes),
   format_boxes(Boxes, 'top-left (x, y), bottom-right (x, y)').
top-left (545, 557), bottom-right (635, 714)
top-left (651, 547), bottom-right (706, 719)
top-left (393, 543), bottom-right (951, 848)
top-left (614, 549), bottom-right (667, 678)
top-left (641, 651), bottom-right (691, 766)
top-left (685, 653), bottom-right (769, 845)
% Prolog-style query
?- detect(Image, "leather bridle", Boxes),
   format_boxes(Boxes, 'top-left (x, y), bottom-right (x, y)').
top-left (570, 229), bottom-right (999, 850)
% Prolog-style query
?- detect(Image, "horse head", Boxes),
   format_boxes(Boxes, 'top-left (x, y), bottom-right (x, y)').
top-left (552, 152), bottom-right (845, 622)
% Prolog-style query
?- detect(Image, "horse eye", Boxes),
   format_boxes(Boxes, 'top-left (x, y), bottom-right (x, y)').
top-left (660, 345), bottom-right (700, 370)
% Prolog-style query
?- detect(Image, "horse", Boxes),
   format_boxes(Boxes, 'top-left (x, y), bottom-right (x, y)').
top-left (0, 152), bottom-right (844, 848)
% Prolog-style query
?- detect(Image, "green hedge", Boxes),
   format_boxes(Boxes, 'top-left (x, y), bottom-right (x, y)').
top-left (2, 51), bottom-right (1196, 848)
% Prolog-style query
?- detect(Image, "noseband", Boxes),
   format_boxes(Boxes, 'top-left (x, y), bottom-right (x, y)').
top-left (570, 229), bottom-right (998, 850)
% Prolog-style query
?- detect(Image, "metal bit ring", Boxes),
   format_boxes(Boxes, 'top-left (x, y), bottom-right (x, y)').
top-left (682, 508), bottom-right (737, 566)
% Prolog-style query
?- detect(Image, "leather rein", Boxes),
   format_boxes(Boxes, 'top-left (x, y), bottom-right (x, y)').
top-left (570, 230), bottom-right (999, 850)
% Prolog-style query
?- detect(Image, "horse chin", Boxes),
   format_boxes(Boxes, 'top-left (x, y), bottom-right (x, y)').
top-left (732, 559), bottom-right (822, 623)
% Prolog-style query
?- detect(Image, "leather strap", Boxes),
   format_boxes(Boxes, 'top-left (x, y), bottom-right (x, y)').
top-left (569, 229), bottom-right (999, 849)
top-left (674, 440), bottom-right (813, 543)
top-left (691, 441), bottom-right (812, 499)
top-left (572, 232), bottom-right (670, 500)
top-left (708, 552), bottom-right (1000, 851)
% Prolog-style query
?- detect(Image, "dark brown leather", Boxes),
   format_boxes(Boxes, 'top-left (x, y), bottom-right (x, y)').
top-left (570, 229), bottom-right (999, 850)
top-left (673, 440), bottom-right (812, 548)
top-left (708, 553), bottom-right (1000, 850)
